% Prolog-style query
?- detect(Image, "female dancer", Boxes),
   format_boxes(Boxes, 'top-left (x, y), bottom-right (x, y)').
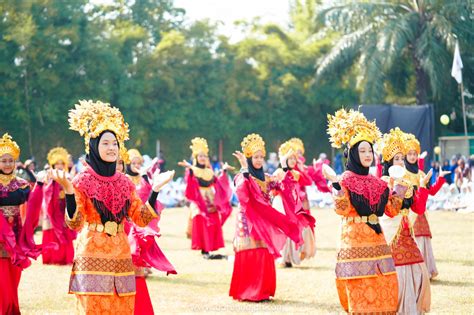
top-left (42, 147), bottom-right (76, 265)
top-left (325, 109), bottom-right (406, 314)
top-left (273, 140), bottom-right (316, 267)
top-left (52, 100), bottom-right (174, 314)
top-left (403, 133), bottom-right (447, 279)
top-left (230, 133), bottom-right (302, 301)
top-left (178, 137), bottom-right (232, 259)
top-left (0, 133), bottom-right (44, 314)
top-left (378, 128), bottom-right (431, 314)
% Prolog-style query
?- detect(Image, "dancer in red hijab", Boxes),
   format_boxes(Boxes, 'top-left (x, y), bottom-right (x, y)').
top-left (229, 133), bottom-right (302, 301)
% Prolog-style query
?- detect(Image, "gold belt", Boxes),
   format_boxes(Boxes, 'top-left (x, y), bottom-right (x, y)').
top-left (343, 214), bottom-right (379, 225)
top-left (84, 221), bottom-right (124, 236)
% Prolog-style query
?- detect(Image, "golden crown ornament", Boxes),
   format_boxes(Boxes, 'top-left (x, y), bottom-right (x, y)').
top-left (47, 147), bottom-right (69, 167)
top-left (241, 133), bottom-right (266, 158)
top-left (278, 141), bottom-right (298, 159)
top-left (403, 132), bottom-right (421, 155)
top-left (378, 128), bottom-right (407, 162)
top-left (68, 100), bottom-right (129, 154)
top-left (327, 108), bottom-right (381, 148)
top-left (190, 137), bottom-right (209, 157)
top-left (0, 133), bottom-right (20, 160)
top-left (127, 149), bottom-right (143, 163)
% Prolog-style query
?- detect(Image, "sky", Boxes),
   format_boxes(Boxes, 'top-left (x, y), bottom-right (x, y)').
top-left (174, 0), bottom-right (290, 39)
top-left (90, 0), bottom-right (292, 41)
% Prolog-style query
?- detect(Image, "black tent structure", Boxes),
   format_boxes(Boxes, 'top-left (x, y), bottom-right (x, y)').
top-left (358, 104), bottom-right (435, 171)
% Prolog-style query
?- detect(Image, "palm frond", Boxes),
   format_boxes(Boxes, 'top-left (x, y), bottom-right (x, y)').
top-left (376, 12), bottom-right (418, 70)
top-left (316, 1), bottom-right (411, 33)
top-left (415, 24), bottom-right (451, 99)
top-left (359, 35), bottom-right (386, 103)
top-left (315, 24), bottom-right (374, 81)
top-left (430, 13), bottom-right (457, 50)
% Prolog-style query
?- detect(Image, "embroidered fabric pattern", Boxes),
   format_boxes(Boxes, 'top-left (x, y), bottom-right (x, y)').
top-left (1, 205), bottom-right (20, 218)
top-left (73, 256), bottom-right (135, 273)
top-left (0, 176), bottom-right (28, 197)
top-left (66, 210), bottom-right (84, 230)
top-left (334, 197), bottom-right (350, 212)
top-left (199, 187), bottom-right (217, 213)
top-left (341, 172), bottom-right (388, 206)
top-left (251, 176), bottom-right (271, 202)
top-left (73, 168), bottom-right (134, 214)
top-left (336, 257), bottom-right (396, 278)
top-left (391, 225), bottom-right (424, 266)
top-left (137, 204), bottom-right (155, 224)
top-left (337, 244), bottom-right (392, 260)
top-left (76, 294), bottom-right (134, 313)
top-left (69, 274), bottom-right (136, 295)
top-left (336, 275), bottom-right (398, 314)
top-left (413, 213), bottom-right (432, 237)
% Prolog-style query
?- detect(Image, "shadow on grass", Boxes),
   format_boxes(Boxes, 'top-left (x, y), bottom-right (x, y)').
top-left (431, 279), bottom-right (474, 287)
top-left (186, 299), bottom-right (339, 313)
top-left (147, 275), bottom-right (227, 287)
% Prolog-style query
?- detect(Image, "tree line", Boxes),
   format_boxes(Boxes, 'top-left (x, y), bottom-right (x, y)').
top-left (0, 0), bottom-right (471, 167)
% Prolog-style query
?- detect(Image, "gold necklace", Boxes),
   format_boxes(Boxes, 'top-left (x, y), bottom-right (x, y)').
top-left (192, 167), bottom-right (214, 182)
top-left (0, 173), bottom-right (15, 186)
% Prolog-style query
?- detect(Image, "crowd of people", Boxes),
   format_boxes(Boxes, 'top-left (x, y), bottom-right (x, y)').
top-left (1, 100), bottom-right (472, 315)
top-left (18, 154), bottom-right (472, 216)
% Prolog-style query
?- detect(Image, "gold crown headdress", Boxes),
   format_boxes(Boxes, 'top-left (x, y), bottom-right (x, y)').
top-left (119, 146), bottom-right (130, 164)
top-left (278, 141), bottom-right (298, 159)
top-left (190, 137), bottom-right (209, 157)
top-left (403, 132), bottom-right (420, 155)
top-left (241, 133), bottom-right (266, 158)
top-left (68, 100), bottom-right (130, 154)
top-left (289, 138), bottom-right (305, 155)
top-left (47, 147), bottom-right (69, 167)
top-left (127, 149), bottom-right (143, 163)
top-left (327, 109), bottom-right (381, 148)
top-left (0, 133), bottom-right (20, 160)
top-left (378, 128), bottom-right (407, 162)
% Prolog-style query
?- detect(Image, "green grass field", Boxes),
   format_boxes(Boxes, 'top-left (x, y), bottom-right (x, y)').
top-left (19, 208), bottom-right (474, 314)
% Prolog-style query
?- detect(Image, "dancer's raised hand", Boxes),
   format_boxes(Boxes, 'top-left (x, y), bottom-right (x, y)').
top-left (232, 151), bottom-right (248, 169)
top-left (50, 169), bottom-right (74, 194)
top-left (222, 162), bottom-right (235, 171)
top-left (177, 160), bottom-right (192, 168)
top-left (152, 170), bottom-right (175, 192)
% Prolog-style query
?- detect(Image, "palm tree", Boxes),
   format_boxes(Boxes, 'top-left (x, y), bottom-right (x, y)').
top-left (315, 0), bottom-right (472, 104)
